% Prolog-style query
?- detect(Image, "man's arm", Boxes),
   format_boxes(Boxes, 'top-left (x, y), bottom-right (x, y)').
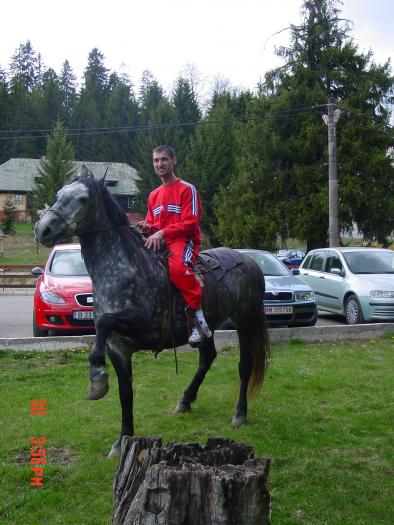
top-left (162, 183), bottom-right (201, 242)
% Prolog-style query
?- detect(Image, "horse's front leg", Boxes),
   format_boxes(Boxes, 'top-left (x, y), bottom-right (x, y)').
top-left (88, 314), bottom-right (116, 400)
top-left (107, 341), bottom-right (133, 459)
top-left (175, 336), bottom-right (217, 413)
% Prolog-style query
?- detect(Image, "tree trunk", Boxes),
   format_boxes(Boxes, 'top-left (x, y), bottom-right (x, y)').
top-left (113, 436), bottom-right (270, 525)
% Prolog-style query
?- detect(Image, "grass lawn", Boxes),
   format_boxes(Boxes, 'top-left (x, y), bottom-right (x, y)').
top-left (1, 223), bottom-right (51, 265)
top-left (1, 338), bottom-right (393, 524)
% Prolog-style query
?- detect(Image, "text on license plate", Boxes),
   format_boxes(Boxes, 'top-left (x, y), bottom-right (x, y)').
top-left (264, 306), bottom-right (293, 314)
top-left (73, 311), bottom-right (94, 320)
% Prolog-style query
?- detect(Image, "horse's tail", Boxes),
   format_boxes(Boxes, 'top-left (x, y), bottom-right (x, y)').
top-left (247, 308), bottom-right (270, 400)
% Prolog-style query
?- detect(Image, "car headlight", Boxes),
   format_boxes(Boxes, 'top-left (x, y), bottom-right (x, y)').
top-left (295, 291), bottom-right (315, 301)
top-left (40, 291), bottom-right (66, 304)
top-left (369, 290), bottom-right (394, 298)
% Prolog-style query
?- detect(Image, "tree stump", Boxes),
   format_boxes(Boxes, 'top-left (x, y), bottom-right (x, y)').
top-left (113, 436), bottom-right (271, 525)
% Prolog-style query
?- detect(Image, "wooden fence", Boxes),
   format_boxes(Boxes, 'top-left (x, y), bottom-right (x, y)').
top-left (0, 265), bottom-right (44, 290)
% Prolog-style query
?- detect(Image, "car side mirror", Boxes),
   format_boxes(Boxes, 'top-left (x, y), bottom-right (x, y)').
top-left (330, 268), bottom-right (342, 276)
top-left (31, 266), bottom-right (43, 277)
top-left (291, 269), bottom-right (300, 275)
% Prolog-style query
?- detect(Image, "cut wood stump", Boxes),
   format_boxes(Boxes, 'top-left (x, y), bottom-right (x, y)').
top-left (113, 436), bottom-right (271, 525)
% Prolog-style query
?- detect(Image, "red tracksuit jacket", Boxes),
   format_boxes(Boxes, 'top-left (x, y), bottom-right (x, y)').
top-left (145, 178), bottom-right (202, 309)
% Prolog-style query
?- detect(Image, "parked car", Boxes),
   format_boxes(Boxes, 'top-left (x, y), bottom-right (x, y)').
top-left (221, 249), bottom-right (317, 328)
top-left (298, 247), bottom-right (394, 324)
top-left (276, 249), bottom-right (305, 268)
top-left (32, 243), bottom-right (95, 336)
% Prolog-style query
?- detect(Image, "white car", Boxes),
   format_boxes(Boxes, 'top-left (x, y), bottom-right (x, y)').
top-left (298, 247), bottom-right (394, 324)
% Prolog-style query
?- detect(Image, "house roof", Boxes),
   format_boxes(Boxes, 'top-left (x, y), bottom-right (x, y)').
top-left (0, 158), bottom-right (140, 195)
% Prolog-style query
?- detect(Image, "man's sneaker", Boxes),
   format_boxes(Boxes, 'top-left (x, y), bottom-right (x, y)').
top-left (196, 317), bottom-right (212, 339)
top-left (188, 327), bottom-right (201, 346)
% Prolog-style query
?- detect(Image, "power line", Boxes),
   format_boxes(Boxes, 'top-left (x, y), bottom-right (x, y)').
top-left (0, 104), bottom-right (329, 142)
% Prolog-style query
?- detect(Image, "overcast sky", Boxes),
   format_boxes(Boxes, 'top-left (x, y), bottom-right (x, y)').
top-left (1, 0), bottom-right (393, 94)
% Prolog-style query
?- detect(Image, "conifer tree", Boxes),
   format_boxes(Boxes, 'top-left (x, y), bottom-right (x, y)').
top-left (1, 199), bottom-right (17, 234)
top-left (214, 0), bottom-right (394, 249)
top-left (30, 121), bottom-right (76, 218)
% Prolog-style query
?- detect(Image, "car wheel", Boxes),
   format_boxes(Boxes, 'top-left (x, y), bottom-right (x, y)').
top-left (345, 295), bottom-right (364, 325)
top-left (33, 312), bottom-right (48, 337)
top-left (302, 308), bottom-right (318, 327)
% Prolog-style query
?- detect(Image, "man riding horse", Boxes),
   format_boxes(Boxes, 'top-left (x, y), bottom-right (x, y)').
top-left (138, 145), bottom-right (211, 346)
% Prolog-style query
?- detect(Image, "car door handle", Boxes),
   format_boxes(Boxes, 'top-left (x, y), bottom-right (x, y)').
top-left (319, 275), bottom-right (325, 279)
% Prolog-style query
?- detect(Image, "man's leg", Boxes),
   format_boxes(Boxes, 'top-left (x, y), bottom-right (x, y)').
top-left (168, 241), bottom-right (211, 345)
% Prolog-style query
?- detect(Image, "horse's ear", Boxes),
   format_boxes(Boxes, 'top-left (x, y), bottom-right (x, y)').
top-left (80, 164), bottom-right (94, 178)
top-left (97, 167), bottom-right (108, 186)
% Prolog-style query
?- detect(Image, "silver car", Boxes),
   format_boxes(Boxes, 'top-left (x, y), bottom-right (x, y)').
top-left (238, 249), bottom-right (317, 327)
top-left (298, 247), bottom-right (394, 324)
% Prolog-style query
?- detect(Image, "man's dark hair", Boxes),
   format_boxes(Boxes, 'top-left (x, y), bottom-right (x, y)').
top-left (152, 145), bottom-right (176, 158)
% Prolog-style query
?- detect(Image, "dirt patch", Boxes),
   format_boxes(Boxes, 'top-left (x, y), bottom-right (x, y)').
top-left (12, 446), bottom-right (78, 467)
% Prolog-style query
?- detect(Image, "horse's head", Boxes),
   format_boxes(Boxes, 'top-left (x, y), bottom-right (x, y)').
top-left (34, 165), bottom-right (104, 247)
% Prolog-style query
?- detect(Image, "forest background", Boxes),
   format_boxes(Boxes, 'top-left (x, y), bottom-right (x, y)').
top-left (0, 0), bottom-right (393, 251)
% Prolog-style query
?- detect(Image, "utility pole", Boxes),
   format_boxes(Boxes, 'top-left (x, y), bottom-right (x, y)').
top-left (322, 98), bottom-right (341, 247)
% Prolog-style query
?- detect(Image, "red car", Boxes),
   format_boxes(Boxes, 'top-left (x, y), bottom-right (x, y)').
top-left (32, 243), bottom-right (95, 337)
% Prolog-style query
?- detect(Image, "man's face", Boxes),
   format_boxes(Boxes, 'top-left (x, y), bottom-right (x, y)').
top-left (153, 150), bottom-right (176, 178)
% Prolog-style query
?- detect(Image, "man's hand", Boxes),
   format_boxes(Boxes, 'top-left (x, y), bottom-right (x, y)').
top-left (137, 220), bottom-right (153, 234)
top-left (144, 230), bottom-right (164, 251)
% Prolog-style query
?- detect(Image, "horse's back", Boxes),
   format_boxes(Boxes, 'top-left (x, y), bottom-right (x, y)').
top-left (197, 247), bottom-right (265, 328)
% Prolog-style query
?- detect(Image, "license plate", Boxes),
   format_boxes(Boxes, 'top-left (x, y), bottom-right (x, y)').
top-left (264, 306), bottom-right (293, 314)
top-left (73, 311), bottom-right (94, 320)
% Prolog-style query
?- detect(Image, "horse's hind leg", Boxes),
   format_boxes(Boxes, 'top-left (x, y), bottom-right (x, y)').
top-left (174, 336), bottom-right (217, 413)
top-left (232, 325), bottom-right (254, 427)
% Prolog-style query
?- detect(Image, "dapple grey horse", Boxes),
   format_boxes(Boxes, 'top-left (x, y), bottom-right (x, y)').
top-left (34, 167), bottom-right (270, 458)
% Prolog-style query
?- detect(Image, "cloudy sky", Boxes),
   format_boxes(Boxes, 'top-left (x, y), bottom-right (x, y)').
top-left (1, 0), bottom-right (393, 94)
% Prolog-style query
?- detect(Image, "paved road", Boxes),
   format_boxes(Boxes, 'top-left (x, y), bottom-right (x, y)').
top-left (0, 293), bottom-right (346, 339)
top-left (0, 293), bottom-right (35, 338)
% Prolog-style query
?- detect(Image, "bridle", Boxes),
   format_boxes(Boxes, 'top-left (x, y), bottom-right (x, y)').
top-left (46, 207), bottom-right (79, 236)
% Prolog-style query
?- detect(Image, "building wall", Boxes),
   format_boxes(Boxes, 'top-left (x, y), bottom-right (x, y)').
top-left (0, 192), bottom-right (29, 221)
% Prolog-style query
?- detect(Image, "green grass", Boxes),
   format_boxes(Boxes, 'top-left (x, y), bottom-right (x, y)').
top-left (0, 223), bottom-right (51, 265)
top-left (1, 339), bottom-right (393, 524)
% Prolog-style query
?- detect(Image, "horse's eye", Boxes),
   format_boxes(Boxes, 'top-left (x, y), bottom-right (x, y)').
top-left (79, 197), bottom-right (89, 204)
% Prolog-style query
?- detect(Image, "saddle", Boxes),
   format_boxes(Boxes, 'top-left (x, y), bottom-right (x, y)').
top-left (194, 247), bottom-right (244, 283)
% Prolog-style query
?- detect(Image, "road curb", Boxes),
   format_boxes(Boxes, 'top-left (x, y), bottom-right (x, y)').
top-left (0, 323), bottom-right (393, 351)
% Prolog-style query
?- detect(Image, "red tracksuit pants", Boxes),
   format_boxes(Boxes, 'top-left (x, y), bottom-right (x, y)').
top-left (168, 240), bottom-right (201, 310)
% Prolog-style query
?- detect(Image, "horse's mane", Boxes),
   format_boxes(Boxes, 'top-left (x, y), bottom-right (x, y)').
top-left (68, 171), bottom-right (155, 273)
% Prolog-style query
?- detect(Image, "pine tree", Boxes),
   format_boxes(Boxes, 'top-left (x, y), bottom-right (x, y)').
top-left (1, 199), bottom-right (17, 234)
top-left (59, 60), bottom-right (77, 126)
top-left (103, 74), bottom-right (139, 162)
top-left (0, 67), bottom-right (11, 163)
top-left (171, 77), bottom-right (201, 167)
top-left (31, 121), bottom-right (76, 218)
top-left (214, 0), bottom-right (394, 250)
top-left (181, 92), bottom-right (241, 246)
top-left (9, 40), bottom-right (39, 92)
top-left (73, 48), bottom-right (110, 160)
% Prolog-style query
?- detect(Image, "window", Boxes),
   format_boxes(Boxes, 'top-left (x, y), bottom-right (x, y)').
top-left (310, 251), bottom-right (325, 271)
top-left (15, 194), bottom-right (23, 205)
top-left (303, 254), bottom-right (313, 268)
top-left (128, 196), bottom-right (137, 210)
top-left (325, 251), bottom-right (343, 274)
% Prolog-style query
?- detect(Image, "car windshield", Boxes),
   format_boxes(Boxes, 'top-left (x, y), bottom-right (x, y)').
top-left (277, 249), bottom-right (292, 257)
top-left (49, 249), bottom-right (89, 276)
top-left (243, 251), bottom-right (290, 276)
top-left (343, 251), bottom-right (394, 274)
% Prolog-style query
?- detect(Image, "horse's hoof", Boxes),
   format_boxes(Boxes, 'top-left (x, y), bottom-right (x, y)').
top-left (174, 401), bottom-right (192, 414)
top-left (231, 415), bottom-right (246, 428)
top-left (107, 445), bottom-right (120, 459)
top-left (87, 367), bottom-right (109, 400)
